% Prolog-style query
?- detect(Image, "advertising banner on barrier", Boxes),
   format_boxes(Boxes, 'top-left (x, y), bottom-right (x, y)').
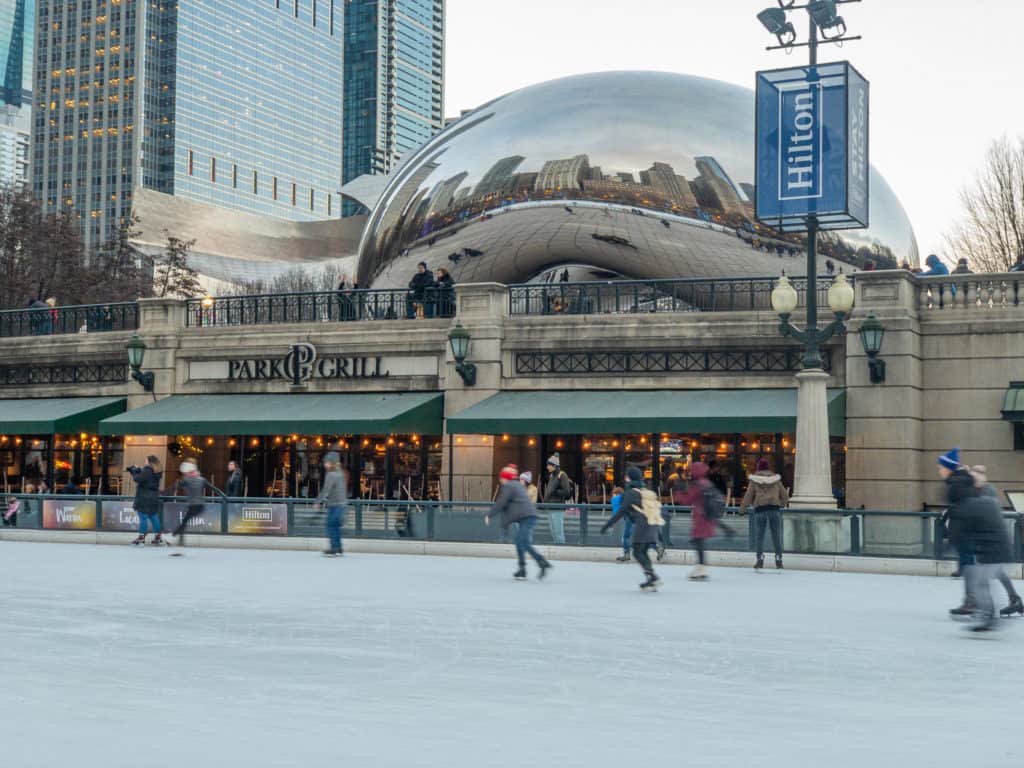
top-left (227, 503), bottom-right (288, 535)
top-left (755, 61), bottom-right (869, 232)
top-left (101, 500), bottom-right (140, 532)
top-left (163, 502), bottom-right (222, 533)
top-left (43, 499), bottom-right (97, 530)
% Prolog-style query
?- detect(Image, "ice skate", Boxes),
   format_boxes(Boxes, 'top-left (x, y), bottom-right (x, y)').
top-left (150, 535), bottom-right (167, 547)
top-left (615, 552), bottom-right (631, 563)
top-left (754, 555), bottom-right (764, 570)
top-left (950, 568), bottom-right (962, 578)
top-left (322, 548), bottom-right (342, 558)
top-left (513, 567), bottom-right (527, 581)
top-left (655, 543), bottom-right (666, 562)
top-left (689, 565), bottom-right (709, 581)
top-left (640, 573), bottom-right (660, 592)
top-left (130, 535), bottom-right (145, 546)
top-left (538, 562), bottom-right (552, 581)
top-left (968, 616), bottom-right (997, 633)
top-left (949, 599), bottom-right (976, 620)
top-left (999, 595), bottom-right (1024, 617)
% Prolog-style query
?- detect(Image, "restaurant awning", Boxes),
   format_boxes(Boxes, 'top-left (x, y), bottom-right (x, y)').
top-left (99, 393), bottom-right (444, 436)
top-left (1001, 382), bottom-right (1024, 421)
top-left (447, 389), bottom-right (846, 437)
top-left (0, 397), bottom-right (126, 434)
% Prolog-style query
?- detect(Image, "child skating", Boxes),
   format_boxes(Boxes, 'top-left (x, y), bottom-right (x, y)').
top-left (601, 467), bottom-right (664, 591)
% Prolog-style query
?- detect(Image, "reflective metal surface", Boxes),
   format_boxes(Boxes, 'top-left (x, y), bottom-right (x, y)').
top-left (357, 72), bottom-right (918, 289)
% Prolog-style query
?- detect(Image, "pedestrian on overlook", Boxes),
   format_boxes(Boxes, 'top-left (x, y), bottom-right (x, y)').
top-left (486, 465), bottom-right (552, 581)
top-left (601, 467), bottom-right (663, 591)
top-left (128, 455), bottom-right (164, 546)
top-left (170, 462), bottom-right (226, 556)
top-left (970, 465), bottom-right (1023, 617)
top-left (952, 258), bottom-right (972, 275)
top-left (542, 453), bottom-right (571, 544)
top-left (920, 254), bottom-right (949, 276)
top-left (317, 452), bottom-right (348, 557)
top-left (741, 458), bottom-right (789, 570)
top-left (406, 261), bottom-right (435, 319)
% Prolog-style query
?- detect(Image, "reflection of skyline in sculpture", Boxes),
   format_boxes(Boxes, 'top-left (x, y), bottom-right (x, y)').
top-left (357, 72), bottom-right (919, 288)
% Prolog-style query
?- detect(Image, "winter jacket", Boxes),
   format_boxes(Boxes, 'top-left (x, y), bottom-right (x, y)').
top-left (408, 269), bottom-right (434, 299)
top-left (952, 495), bottom-right (1012, 564)
top-left (435, 273), bottom-right (455, 291)
top-left (680, 477), bottom-right (716, 540)
top-left (602, 483), bottom-right (660, 544)
top-left (920, 255), bottom-right (949, 276)
top-left (491, 480), bottom-right (537, 529)
top-left (524, 483), bottom-right (538, 504)
top-left (176, 475), bottom-right (224, 507)
top-left (317, 468), bottom-right (348, 506)
top-left (942, 469), bottom-right (977, 544)
top-left (741, 471), bottom-right (789, 510)
top-left (128, 465), bottom-right (163, 516)
top-left (543, 469), bottom-right (572, 504)
top-left (665, 471), bottom-right (688, 505)
top-left (225, 469), bottom-right (243, 498)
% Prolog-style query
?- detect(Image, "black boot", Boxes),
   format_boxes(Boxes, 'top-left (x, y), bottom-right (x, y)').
top-left (775, 555), bottom-right (784, 570)
top-left (640, 572), bottom-right (660, 592)
top-left (513, 567), bottom-right (527, 581)
top-left (538, 561), bottom-right (552, 581)
top-left (1000, 595), bottom-right (1024, 617)
top-left (616, 551), bottom-right (631, 563)
top-left (754, 555), bottom-right (764, 570)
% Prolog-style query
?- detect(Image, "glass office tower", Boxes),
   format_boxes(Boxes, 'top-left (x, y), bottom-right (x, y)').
top-left (0, 0), bottom-right (33, 188)
top-left (343, 0), bottom-right (444, 214)
top-left (32, 0), bottom-right (344, 249)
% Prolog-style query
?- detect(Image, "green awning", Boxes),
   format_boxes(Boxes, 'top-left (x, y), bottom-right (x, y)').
top-left (448, 389), bottom-right (846, 437)
top-left (0, 397), bottom-right (126, 435)
top-left (99, 393), bottom-right (443, 436)
top-left (1001, 382), bottom-right (1024, 420)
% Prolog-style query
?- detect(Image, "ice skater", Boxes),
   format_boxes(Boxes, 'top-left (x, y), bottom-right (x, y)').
top-left (486, 465), bottom-right (552, 581)
top-left (609, 486), bottom-right (633, 562)
top-left (601, 467), bottom-right (663, 591)
top-left (679, 462), bottom-right (719, 581)
top-left (127, 455), bottom-right (164, 546)
top-left (938, 449), bottom-right (982, 616)
top-left (316, 452), bottom-right (348, 557)
top-left (170, 461), bottom-right (225, 555)
top-left (740, 458), bottom-right (789, 570)
top-left (971, 465), bottom-right (1023, 617)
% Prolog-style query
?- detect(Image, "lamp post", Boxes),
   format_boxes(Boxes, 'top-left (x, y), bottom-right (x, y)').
top-left (757, 0), bottom-right (862, 508)
top-left (127, 334), bottom-right (155, 394)
top-left (447, 324), bottom-right (477, 386)
top-left (858, 313), bottom-right (886, 383)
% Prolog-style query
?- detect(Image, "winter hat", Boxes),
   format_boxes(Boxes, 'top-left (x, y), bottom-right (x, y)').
top-left (418, 261), bottom-right (428, 268)
top-left (937, 448), bottom-right (961, 471)
top-left (324, 452), bottom-right (341, 465)
top-left (690, 461), bottom-right (709, 480)
top-left (546, 453), bottom-right (560, 468)
top-left (499, 465), bottom-right (519, 481)
top-left (179, 461), bottom-right (197, 474)
top-left (626, 466), bottom-right (643, 483)
top-left (756, 458), bottom-right (772, 472)
top-left (519, 471), bottom-right (533, 483)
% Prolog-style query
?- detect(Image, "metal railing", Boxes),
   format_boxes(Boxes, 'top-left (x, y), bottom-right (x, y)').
top-left (917, 273), bottom-right (1024, 312)
top-left (0, 302), bottom-right (139, 338)
top-left (185, 287), bottom-right (457, 327)
top-left (508, 275), bottom-right (842, 316)
top-left (7, 494), bottom-right (1022, 562)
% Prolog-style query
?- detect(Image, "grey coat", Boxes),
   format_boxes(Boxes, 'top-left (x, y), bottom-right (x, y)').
top-left (176, 475), bottom-right (223, 507)
top-left (317, 469), bottom-right (348, 506)
top-left (491, 480), bottom-right (537, 529)
top-left (603, 485), bottom-right (660, 545)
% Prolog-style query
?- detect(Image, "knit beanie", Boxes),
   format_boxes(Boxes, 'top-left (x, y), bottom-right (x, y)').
top-left (519, 471), bottom-right (533, 483)
top-left (626, 466), bottom-right (643, 483)
top-left (756, 458), bottom-right (771, 472)
top-left (546, 453), bottom-right (560, 468)
top-left (937, 448), bottom-right (961, 471)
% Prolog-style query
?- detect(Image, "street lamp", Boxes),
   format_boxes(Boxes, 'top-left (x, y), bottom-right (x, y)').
top-left (771, 273), bottom-right (854, 369)
top-left (126, 334), bottom-right (155, 393)
top-left (447, 324), bottom-right (477, 386)
top-left (858, 314), bottom-right (886, 383)
top-left (757, 7), bottom-right (797, 46)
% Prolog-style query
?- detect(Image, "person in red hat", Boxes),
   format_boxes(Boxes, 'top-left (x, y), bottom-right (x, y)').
top-left (486, 464), bottom-right (552, 580)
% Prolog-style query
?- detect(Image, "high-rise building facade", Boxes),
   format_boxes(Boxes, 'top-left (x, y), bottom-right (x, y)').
top-left (0, 0), bottom-right (33, 188)
top-left (32, 1), bottom-right (344, 249)
top-left (343, 1), bottom-right (444, 213)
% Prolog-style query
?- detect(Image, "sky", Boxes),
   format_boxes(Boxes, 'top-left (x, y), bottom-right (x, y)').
top-left (445, 0), bottom-right (1024, 259)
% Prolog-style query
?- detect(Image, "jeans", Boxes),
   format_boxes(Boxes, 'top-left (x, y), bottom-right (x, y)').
top-left (137, 512), bottom-right (161, 536)
top-left (515, 516), bottom-right (547, 568)
top-left (547, 510), bottom-right (566, 544)
top-left (499, 521), bottom-right (519, 543)
top-left (326, 505), bottom-right (345, 552)
top-left (965, 563), bottom-right (1003, 622)
top-left (754, 506), bottom-right (783, 557)
top-left (622, 517), bottom-right (634, 552)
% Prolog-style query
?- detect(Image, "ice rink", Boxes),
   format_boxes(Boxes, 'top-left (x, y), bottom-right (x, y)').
top-left (1, 541), bottom-right (1019, 768)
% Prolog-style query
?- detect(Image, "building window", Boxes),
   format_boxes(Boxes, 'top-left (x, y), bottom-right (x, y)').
top-left (327, 193), bottom-right (332, 216)
top-left (329, 0), bottom-right (335, 35)
top-left (232, 164), bottom-right (238, 188)
top-left (291, 183), bottom-right (297, 206)
top-left (252, 170), bottom-right (258, 195)
top-left (187, 149), bottom-right (193, 176)
top-left (309, 189), bottom-right (315, 211)
top-left (210, 157), bottom-right (216, 182)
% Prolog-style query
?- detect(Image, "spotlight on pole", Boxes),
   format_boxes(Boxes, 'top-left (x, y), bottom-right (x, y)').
top-left (757, 7), bottom-right (797, 46)
top-left (807, 0), bottom-right (847, 39)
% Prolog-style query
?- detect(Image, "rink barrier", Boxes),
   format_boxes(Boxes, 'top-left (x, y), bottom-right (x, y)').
top-left (3, 494), bottom-right (1022, 563)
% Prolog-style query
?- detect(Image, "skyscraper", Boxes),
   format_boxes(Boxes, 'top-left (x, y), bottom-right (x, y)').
top-left (32, 1), bottom-right (345, 249)
top-left (0, 0), bottom-right (32, 188)
top-left (343, 1), bottom-right (445, 213)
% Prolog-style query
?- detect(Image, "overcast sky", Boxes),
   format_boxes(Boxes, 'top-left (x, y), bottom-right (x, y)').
top-left (445, 0), bottom-right (1024, 260)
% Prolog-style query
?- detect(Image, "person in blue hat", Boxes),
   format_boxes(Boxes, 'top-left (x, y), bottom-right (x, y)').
top-left (938, 448), bottom-right (980, 616)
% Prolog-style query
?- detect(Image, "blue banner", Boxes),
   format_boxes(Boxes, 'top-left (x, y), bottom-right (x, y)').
top-left (755, 61), bottom-right (869, 232)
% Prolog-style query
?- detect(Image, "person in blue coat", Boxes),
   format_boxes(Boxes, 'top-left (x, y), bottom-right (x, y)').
top-left (920, 254), bottom-right (949, 276)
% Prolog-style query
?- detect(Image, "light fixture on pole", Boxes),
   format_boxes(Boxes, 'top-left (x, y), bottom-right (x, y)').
top-left (807, 1), bottom-right (847, 39)
top-left (126, 334), bottom-right (155, 393)
top-left (757, 7), bottom-right (797, 46)
top-left (858, 314), bottom-right (886, 384)
top-left (447, 324), bottom-right (477, 386)
top-left (771, 273), bottom-right (854, 369)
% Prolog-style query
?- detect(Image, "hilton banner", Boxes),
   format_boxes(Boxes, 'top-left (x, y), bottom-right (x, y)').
top-left (227, 503), bottom-right (288, 535)
top-left (755, 61), bottom-right (869, 232)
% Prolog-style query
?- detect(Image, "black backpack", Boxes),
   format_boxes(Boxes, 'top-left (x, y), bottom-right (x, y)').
top-left (702, 484), bottom-right (726, 520)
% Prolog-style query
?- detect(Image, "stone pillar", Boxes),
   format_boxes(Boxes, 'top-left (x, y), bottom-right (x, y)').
top-left (441, 283), bottom-right (507, 502)
top-left (790, 368), bottom-right (837, 509)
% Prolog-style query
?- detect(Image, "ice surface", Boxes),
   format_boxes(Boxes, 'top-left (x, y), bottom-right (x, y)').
top-left (1, 542), bottom-right (1019, 768)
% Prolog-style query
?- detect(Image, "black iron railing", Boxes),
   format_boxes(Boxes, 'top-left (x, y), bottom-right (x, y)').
top-left (186, 288), bottom-right (457, 327)
top-left (508, 276), bottom-right (841, 316)
top-left (0, 302), bottom-right (139, 338)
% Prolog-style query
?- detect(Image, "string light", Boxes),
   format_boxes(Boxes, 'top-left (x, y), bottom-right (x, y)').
top-left (528, 438), bottom-right (536, 447)
top-left (502, 434), bottom-right (509, 442)
top-left (555, 439), bottom-right (564, 449)
top-left (228, 439), bottom-right (237, 447)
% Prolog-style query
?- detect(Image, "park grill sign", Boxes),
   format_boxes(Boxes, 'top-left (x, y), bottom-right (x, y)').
top-left (228, 343), bottom-right (390, 385)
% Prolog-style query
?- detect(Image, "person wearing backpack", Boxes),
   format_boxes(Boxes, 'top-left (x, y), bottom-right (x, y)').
top-left (600, 467), bottom-right (663, 591)
top-left (740, 458), bottom-right (790, 570)
top-left (542, 453), bottom-right (572, 544)
top-left (679, 461), bottom-right (722, 581)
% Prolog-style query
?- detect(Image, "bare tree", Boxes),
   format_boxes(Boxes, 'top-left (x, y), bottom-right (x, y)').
top-left (222, 262), bottom-right (351, 296)
top-left (89, 214), bottom-right (153, 302)
top-left (152, 232), bottom-right (202, 298)
top-left (945, 136), bottom-right (1024, 272)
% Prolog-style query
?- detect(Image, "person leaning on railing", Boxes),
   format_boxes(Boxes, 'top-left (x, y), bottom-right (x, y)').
top-left (740, 458), bottom-right (789, 571)
top-left (435, 268), bottom-right (456, 318)
top-left (406, 262), bottom-right (435, 319)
